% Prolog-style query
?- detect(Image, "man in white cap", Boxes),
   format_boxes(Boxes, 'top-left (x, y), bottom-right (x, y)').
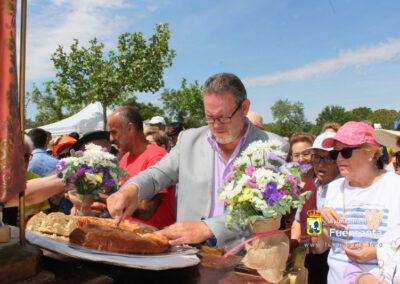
top-left (148, 116), bottom-right (166, 132)
top-left (291, 131), bottom-right (340, 284)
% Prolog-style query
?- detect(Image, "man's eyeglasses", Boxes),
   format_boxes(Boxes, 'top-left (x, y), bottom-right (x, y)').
top-left (311, 154), bottom-right (336, 165)
top-left (291, 150), bottom-right (312, 160)
top-left (24, 153), bottom-right (32, 163)
top-left (204, 102), bottom-right (243, 124)
top-left (329, 147), bottom-right (360, 160)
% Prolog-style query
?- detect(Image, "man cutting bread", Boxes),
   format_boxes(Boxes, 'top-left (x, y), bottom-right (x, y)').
top-left (107, 73), bottom-right (288, 249)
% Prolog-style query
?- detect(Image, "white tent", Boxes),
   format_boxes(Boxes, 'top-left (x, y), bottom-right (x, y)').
top-left (34, 102), bottom-right (111, 136)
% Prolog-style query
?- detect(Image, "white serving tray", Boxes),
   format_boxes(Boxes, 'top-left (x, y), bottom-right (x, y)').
top-left (26, 231), bottom-right (200, 270)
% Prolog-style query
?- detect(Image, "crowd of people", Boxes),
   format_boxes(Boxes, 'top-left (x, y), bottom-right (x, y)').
top-left (3, 72), bottom-right (400, 284)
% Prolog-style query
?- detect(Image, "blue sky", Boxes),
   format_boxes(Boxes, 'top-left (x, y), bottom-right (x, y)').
top-left (23, 0), bottom-right (400, 123)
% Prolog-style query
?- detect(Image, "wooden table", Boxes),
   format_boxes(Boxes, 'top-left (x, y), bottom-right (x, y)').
top-left (38, 250), bottom-right (272, 284)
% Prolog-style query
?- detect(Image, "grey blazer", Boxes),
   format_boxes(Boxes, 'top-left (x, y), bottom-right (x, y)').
top-left (127, 124), bottom-right (289, 248)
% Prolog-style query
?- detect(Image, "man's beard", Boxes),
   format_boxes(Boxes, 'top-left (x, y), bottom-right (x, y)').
top-left (214, 130), bottom-right (241, 145)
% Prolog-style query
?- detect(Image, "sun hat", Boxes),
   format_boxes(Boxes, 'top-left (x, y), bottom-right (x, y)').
top-left (374, 129), bottom-right (400, 153)
top-left (322, 121), bottom-right (380, 148)
top-left (52, 135), bottom-right (77, 157)
top-left (148, 116), bottom-right (166, 125)
top-left (308, 132), bottom-right (336, 151)
top-left (71, 131), bottom-right (109, 151)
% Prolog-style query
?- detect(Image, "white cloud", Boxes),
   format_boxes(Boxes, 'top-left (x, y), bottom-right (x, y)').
top-left (24, 0), bottom-right (156, 82)
top-left (243, 39), bottom-right (400, 87)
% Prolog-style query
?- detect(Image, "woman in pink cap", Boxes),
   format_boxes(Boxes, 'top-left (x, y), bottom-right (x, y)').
top-left (312, 121), bottom-right (400, 284)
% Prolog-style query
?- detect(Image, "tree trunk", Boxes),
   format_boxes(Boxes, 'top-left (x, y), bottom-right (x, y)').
top-left (102, 104), bottom-right (107, 130)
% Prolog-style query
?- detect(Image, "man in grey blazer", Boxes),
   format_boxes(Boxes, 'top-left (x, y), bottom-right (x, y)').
top-left (107, 73), bottom-right (288, 249)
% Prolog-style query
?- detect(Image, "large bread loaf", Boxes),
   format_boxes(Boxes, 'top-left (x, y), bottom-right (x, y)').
top-left (69, 223), bottom-right (169, 254)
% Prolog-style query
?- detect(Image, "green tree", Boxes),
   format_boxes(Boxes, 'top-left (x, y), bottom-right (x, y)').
top-left (121, 96), bottom-right (165, 121)
top-left (315, 105), bottom-right (353, 133)
top-left (368, 109), bottom-right (400, 129)
top-left (350, 107), bottom-right (373, 122)
top-left (270, 99), bottom-right (310, 137)
top-left (32, 23), bottom-right (175, 128)
top-left (160, 78), bottom-right (204, 128)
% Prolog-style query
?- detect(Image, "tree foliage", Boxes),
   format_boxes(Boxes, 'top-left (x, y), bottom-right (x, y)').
top-left (270, 99), bottom-right (310, 137)
top-left (121, 96), bottom-right (165, 121)
top-left (31, 23), bottom-right (175, 128)
top-left (315, 105), bottom-right (353, 132)
top-left (368, 109), bottom-right (400, 129)
top-left (349, 107), bottom-right (373, 122)
top-left (160, 78), bottom-right (204, 128)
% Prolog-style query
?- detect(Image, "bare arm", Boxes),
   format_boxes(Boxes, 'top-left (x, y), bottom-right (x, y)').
top-left (5, 175), bottom-right (65, 207)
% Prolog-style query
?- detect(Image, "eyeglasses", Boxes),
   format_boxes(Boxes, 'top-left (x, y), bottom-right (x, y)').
top-left (329, 147), bottom-right (360, 160)
top-left (311, 154), bottom-right (336, 165)
top-left (24, 153), bottom-right (32, 163)
top-left (291, 150), bottom-right (312, 160)
top-left (204, 102), bottom-right (243, 124)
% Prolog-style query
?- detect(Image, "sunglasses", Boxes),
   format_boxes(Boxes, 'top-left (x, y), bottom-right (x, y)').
top-left (329, 147), bottom-right (360, 160)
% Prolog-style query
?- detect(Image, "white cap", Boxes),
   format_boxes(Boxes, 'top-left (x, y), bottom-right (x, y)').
top-left (308, 132), bottom-right (336, 151)
top-left (149, 116), bottom-right (166, 125)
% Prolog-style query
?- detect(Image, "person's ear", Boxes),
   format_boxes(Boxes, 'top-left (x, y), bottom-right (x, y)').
top-left (241, 99), bottom-right (251, 116)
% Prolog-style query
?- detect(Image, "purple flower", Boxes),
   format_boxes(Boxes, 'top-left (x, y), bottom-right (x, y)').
top-left (102, 179), bottom-right (115, 187)
top-left (264, 164), bottom-right (281, 173)
top-left (268, 153), bottom-right (286, 165)
top-left (229, 165), bottom-right (235, 172)
top-left (299, 163), bottom-right (312, 173)
top-left (56, 160), bottom-right (66, 171)
top-left (263, 182), bottom-right (282, 206)
top-left (74, 166), bottom-right (87, 179)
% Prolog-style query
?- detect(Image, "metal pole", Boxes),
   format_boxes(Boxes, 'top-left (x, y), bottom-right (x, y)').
top-left (18, 0), bottom-right (28, 246)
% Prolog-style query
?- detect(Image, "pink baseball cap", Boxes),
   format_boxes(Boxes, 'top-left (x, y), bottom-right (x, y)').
top-left (322, 121), bottom-right (380, 148)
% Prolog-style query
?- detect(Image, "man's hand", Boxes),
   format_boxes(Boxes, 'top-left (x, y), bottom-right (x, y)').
top-left (343, 242), bottom-right (377, 263)
top-left (107, 184), bottom-right (139, 224)
top-left (320, 207), bottom-right (346, 230)
top-left (158, 221), bottom-right (214, 246)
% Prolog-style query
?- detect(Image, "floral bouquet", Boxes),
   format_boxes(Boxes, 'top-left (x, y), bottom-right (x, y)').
top-left (219, 140), bottom-right (311, 282)
top-left (56, 143), bottom-right (128, 196)
top-left (219, 140), bottom-right (311, 230)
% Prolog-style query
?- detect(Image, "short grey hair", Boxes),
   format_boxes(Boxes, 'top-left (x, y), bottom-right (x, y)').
top-left (203, 73), bottom-right (247, 105)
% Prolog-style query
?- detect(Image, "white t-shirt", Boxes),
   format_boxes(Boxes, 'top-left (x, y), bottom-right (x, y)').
top-left (324, 171), bottom-right (400, 284)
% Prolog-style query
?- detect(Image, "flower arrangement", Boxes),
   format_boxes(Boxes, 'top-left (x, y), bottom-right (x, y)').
top-left (56, 143), bottom-right (128, 195)
top-left (219, 140), bottom-right (311, 229)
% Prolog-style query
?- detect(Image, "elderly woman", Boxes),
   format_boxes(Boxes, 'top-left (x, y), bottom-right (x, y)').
top-left (287, 132), bottom-right (315, 188)
top-left (313, 121), bottom-right (400, 284)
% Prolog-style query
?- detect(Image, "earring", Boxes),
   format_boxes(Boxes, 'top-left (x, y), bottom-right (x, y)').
top-left (368, 157), bottom-right (373, 162)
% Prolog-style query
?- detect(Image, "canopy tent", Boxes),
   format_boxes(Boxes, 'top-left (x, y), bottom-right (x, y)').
top-left (33, 102), bottom-right (111, 136)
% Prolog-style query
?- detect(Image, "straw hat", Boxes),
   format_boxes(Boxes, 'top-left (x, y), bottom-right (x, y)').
top-left (374, 129), bottom-right (400, 153)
